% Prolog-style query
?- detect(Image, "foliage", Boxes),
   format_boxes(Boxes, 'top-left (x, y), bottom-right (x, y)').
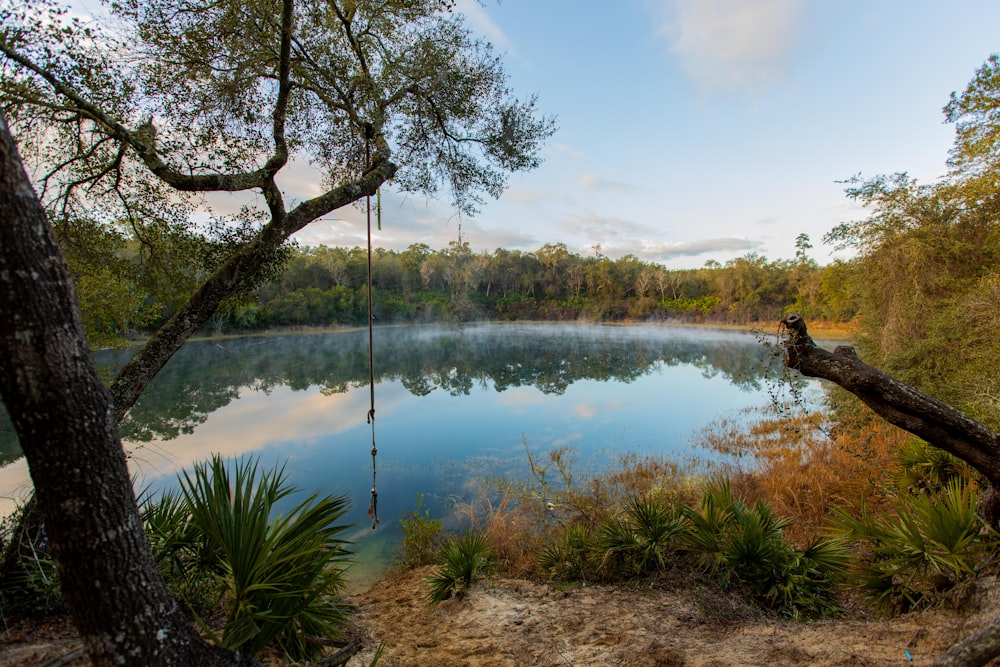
top-left (392, 494), bottom-right (444, 571)
top-left (0, 501), bottom-right (61, 615)
top-left (832, 480), bottom-right (998, 616)
top-left (822, 55), bottom-right (1000, 432)
top-left (943, 53), bottom-right (1000, 179)
top-left (701, 408), bottom-right (901, 543)
top-left (597, 496), bottom-right (686, 578)
top-left (538, 523), bottom-right (599, 582)
top-left (426, 530), bottom-right (496, 604)
top-left (175, 455), bottom-right (353, 661)
top-left (141, 488), bottom-right (223, 615)
top-left (214, 242), bottom-right (857, 332)
top-left (894, 438), bottom-right (973, 492)
top-left (682, 478), bottom-right (847, 619)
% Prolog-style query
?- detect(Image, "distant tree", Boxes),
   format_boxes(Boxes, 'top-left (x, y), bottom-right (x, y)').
top-left (0, 0), bottom-right (553, 663)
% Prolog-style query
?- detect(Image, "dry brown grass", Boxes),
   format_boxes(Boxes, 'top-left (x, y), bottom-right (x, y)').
top-left (700, 408), bottom-right (904, 544)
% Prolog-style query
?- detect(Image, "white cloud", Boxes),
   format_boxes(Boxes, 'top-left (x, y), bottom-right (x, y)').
top-left (576, 173), bottom-right (637, 193)
top-left (453, 0), bottom-right (514, 54)
top-left (642, 237), bottom-right (763, 258)
top-left (558, 212), bottom-right (652, 242)
top-left (654, 0), bottom-right (803, 95)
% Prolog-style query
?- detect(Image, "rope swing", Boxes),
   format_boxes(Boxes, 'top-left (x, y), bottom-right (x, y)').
top-left (364, 124), bottom-right (380, 530)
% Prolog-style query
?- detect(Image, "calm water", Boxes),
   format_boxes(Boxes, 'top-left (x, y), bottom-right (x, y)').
top-left (0, 323), bottom-right (811, 581)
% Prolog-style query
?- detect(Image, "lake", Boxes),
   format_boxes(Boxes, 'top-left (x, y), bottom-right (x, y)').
top-left (0, 323), bottom-right (813, 580)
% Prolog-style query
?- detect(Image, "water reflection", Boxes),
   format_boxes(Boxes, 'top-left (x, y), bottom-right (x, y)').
top-left (0, 323), bottom-right (799, 582)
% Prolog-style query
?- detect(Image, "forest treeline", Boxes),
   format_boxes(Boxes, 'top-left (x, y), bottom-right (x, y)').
top-left (240, 236), bottom-right (855, 329)
top-left (69, 228), bottom-right (856, 339)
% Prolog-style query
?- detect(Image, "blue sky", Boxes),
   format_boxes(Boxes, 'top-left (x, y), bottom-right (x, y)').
top-left (297, 0), bottom-right (1000, 268)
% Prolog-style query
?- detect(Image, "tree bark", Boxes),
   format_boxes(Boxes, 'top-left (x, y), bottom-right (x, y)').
top-left (0, 112), bottom-right (253, 665)
top-left (781, 313), bottom-right (1000, 667)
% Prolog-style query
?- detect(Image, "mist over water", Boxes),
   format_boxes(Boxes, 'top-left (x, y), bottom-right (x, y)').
top-left (0, 323), bottom-right (814, 581)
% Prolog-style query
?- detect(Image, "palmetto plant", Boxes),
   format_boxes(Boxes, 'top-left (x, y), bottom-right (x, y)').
top-left (176, 455), bottom-right (353, 660)
top-left (833, 479), bottom-right (995, 615)
top-left (894, 437), bottom-right (972, 492)
top-left (426, 530), bottom-right (496, 604)
top-left (598, 495), bottom-right (686, 577)
top-left (539, 523), bottom-right (598, 581)
top-left (682, 477), bottom-right (847, 618)
top-left (141, 488), bottom-right (222, 614)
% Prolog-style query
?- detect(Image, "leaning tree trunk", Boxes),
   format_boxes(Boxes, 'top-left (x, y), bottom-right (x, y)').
top-left (0, 113), bottom-right (252, 666)
top-left (780, 313), bottom-right (1000, 667)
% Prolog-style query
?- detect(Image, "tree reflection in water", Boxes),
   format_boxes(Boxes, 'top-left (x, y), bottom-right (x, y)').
top-left (0, 323), bottom-right (816, 582)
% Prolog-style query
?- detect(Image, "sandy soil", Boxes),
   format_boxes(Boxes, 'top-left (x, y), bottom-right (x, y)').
top-left (5, 570), bottom-right (1000, 666)
top-left (346, 568), bottom-right (1000, 667)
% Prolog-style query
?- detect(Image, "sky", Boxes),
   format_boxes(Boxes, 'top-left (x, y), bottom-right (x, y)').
top-left (290, 0), bottom-right (1000, 268)
top-left (68, 0), bottom-right (1000, 269)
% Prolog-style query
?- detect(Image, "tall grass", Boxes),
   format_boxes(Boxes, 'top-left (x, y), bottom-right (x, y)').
top-left (700, 409), bottom-right (903, 542)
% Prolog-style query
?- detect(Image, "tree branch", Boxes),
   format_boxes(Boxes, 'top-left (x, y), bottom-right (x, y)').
top-left (781, 313), bottom-right (1000, 488)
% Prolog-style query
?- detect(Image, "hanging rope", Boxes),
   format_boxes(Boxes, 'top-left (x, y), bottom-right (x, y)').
top-left (364, 124), bottom-right (380, 530)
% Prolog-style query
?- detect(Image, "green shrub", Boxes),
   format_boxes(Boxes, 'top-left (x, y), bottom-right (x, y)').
top-left (393, 494), bottom-right (443, 570)
top-left (177, 455), bottom-right (353, 660)
top-left (683, 477), bottom-right (847, 619)
top-left (539, 523), bottom-right (599, 581)
top-left (895, 438), bottom-right (972, 492)
top-left (142, 488), bottom-right (222, 615)
top-left (598, 496), bottom-right (686, 578)
top-left (833, 480), bottom-right (996, 615)
top-left (426, 530), bottom-right (496, 604)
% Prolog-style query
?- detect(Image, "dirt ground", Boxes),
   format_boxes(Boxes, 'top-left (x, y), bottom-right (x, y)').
top-left (5, 570), bottom-right (1000, 666)
top-left (346, 568), bottom-right (1000, 667)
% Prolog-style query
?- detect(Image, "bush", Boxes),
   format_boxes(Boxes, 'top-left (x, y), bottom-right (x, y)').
top-left (392, 494), bottom-right (443, 570)
top-left (147, 455), bottom-right (353, 661)
top-left (142, 488), bottom-right (221, 615)
top-left (833, 480), bottom-right (997, 615)
top-left (539, 523), bottom-right (599, 582)
top-left (426, 530), bottom-right (496, 604)
top-left (597, 496), bottom-right (686, 578)
top-left (683, 478), bottom-right (847, 619)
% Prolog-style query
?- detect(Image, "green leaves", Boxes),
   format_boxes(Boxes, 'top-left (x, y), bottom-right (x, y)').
top-left (145, 455), bottom-right (353, 661)
top-left (426, 529), bottom-right (496, 604)
top-left (681, 478), bottom-right (848, 619)
top-left (833, 480), bottom-right (997, 616)
top-left (536, 478), bottom-right (845, 620)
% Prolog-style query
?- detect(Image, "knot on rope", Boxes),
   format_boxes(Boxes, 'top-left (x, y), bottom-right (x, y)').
top-left (368, 487), bottom-right (379, 530)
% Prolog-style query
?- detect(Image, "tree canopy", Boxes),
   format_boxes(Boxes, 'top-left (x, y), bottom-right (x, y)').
top-left (1, 0), bottom-right (554, 416)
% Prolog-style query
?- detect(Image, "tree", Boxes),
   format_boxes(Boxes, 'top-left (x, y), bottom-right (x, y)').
top-left (0, 0), bottom-right (553, 663)
top-left (1, 0), bottom-right (554, 418)
top-left (0, 110), bottom-right (249, 666)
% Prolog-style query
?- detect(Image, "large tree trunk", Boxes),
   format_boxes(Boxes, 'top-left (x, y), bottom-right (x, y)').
top-left (780, 313), bottom-right (1000, 667)
top-left (0, 113), bottom-right (252, 665)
